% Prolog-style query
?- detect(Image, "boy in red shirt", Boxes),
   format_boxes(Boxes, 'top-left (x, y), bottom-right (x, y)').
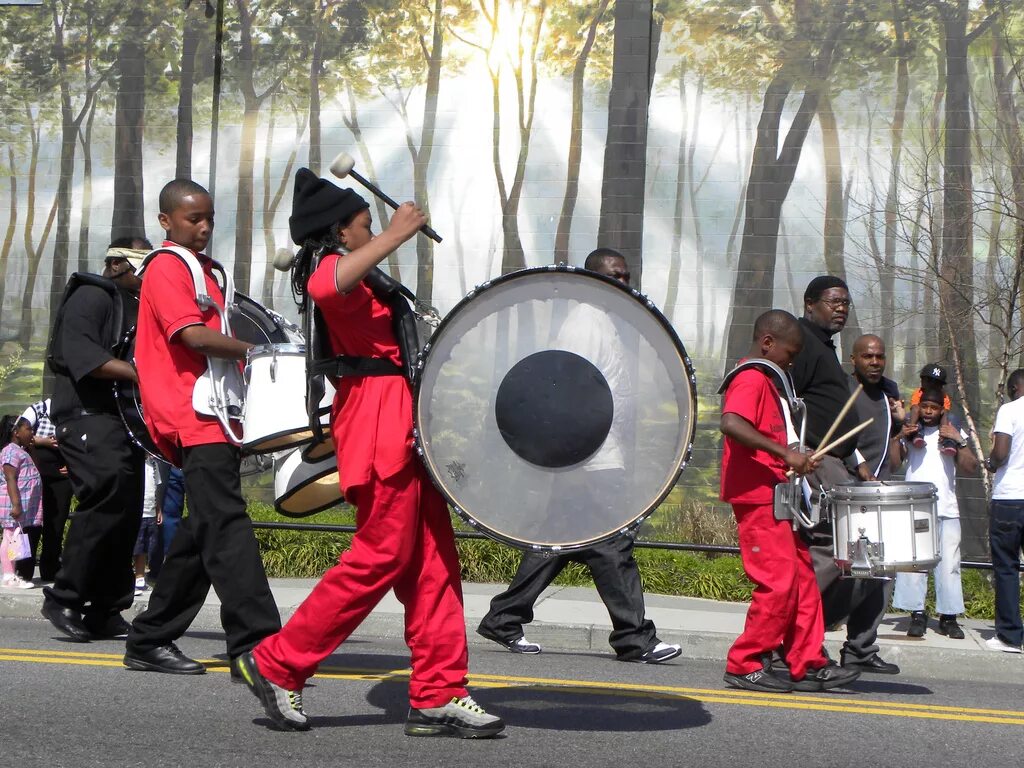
top-left (236, 169), bottom-right (503, 738)
top-left (721, 310), bottom-right (860, 693)
top-left (123, 179), bottom-right (280, 675)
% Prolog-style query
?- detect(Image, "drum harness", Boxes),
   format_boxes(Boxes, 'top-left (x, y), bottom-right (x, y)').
top-left (300, 247), bottom-right (440, 448)
top-left (719, 358), bottom-right (817, 530)
top-left (137, 247), bottom-right (247, 446)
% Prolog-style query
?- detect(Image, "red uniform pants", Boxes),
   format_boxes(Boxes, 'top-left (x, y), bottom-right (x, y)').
top-left (253, 460), bottom-right (469, 708)
top-left (725, 502), bottom-right (827, 680)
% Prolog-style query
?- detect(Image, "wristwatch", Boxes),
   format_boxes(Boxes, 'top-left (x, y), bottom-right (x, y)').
top-left (956, 438), bottom-right (969, 449)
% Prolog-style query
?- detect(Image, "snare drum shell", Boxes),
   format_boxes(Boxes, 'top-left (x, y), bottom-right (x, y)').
top-left (273, 448), bottom-right (343, 518)
top-left (829, 481), bottom-right (940, 575)
top-left (243, 344), bottom-right (315, 454)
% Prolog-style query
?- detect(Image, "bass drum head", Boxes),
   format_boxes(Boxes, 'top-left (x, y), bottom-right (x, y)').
top-left (415, 266), bottom-right (696, 551)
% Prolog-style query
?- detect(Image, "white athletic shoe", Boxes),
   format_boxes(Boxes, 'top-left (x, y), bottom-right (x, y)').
top-left (985, 635), bottom-right (1023, 654)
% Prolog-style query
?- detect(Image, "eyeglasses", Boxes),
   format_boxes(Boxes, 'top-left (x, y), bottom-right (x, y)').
top-left (819, 297), bottom-right (853, 310)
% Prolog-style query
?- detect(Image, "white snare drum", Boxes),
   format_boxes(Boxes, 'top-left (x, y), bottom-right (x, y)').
top-left (243, 344), bottom-right (311, 454)
top-left (825, 481), bottom-right (940, 578)
top-left (301, 378), bottom-right (336, 461)
top-left (273, 447), bottom-right (342, 518)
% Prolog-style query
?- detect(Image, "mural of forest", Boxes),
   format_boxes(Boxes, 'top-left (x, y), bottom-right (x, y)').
top-left (1, 0), bottom-right (1022, 557)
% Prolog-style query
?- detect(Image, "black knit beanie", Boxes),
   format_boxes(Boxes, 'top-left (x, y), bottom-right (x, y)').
top-left (803, 275), bottom-right (849, 304)
top-left (288, 168), bottom-right (369, 245)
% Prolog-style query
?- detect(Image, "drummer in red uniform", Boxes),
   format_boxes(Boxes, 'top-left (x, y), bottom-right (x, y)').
top-left (720, 310), bottom-right (860, 693)
top-left (236, 169), bottom-right (504, 738)
top-left (124, 179), bottom-right (281, 674)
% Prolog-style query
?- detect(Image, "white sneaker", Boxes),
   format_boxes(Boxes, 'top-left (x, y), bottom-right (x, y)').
top-left (985, 635), bottom-right (1023, 654)
top-left (1, 575), bottom-right (17, 589)
top-left (4, 575), bottom-right (35, 590)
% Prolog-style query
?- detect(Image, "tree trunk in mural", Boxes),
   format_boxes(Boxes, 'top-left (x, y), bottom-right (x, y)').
top-left (880, 0), bottom-right (909, 359)
top-left (112, 7), bottom-right (147, 241)
top-left (597, 0), bottom-right (658, 287)
top-left (20, 111), bottom-right (58, 349)
top-left (412, 0), bottom-right (445, 303)
top-left (666, 67), bottom-right (688, 329)
top-left (175, 10), bottom-right (202, 179)
top-left (553, 0), bottom-right (609, 264)
top-left (723, 75), bottom-right (822, 368)
top-left (77, 101), bottom-right (97, 274)
top-left (307, 22), bottom-right (323, 175)
top-left (341, 82), bottom-right (398, 279)
top-left (0, 148), bottom-right (16, 326)
top-left (992, 26), bottom-right (1024, 367)
top-left (937, 3), bottom-right (994, 416)
top-left (261, 103), bottom-right (306, 307)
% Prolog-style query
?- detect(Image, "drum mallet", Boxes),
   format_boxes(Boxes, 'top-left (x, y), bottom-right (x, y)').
top-left (329, 152), bottom-right (443, 244)
top-left (785, 416), bottom-right (874, 478)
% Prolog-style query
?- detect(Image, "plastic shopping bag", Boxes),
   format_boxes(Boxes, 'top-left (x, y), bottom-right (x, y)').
top-left (6, 527), bottom-right (31, 561)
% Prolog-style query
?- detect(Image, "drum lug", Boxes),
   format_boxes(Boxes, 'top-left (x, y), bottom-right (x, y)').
top-left (847, 534), bottom-right (884, 578)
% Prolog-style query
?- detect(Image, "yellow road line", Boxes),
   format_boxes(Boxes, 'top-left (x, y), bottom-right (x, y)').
top-left (3, 648), bottom-right (1023, 726)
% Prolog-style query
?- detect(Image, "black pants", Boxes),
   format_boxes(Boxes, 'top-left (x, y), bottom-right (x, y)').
top-left (43, 414), bottom-right (143, 619)
top-left (37, 473), bottom-right (73, 581)
top-left (803, 455), bottom-right (891, 662)
top-left (990, 499), bottom-right (1024, 646)
top-left (478, 534), bottom-right (658, 659)
top-left (127, 443), bottom-right (280, 658)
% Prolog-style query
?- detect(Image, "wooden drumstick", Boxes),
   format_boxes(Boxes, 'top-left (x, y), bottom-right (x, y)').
top-left (809, 418), bottom-right (874, 461)
top-left (785, 418), bottom-right (874, 477)
top-left (815, 383), bottom-right (863, 453)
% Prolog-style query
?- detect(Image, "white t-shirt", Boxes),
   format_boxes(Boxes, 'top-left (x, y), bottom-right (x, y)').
top-left (904, 424), bottom-right (967, 518)
top-left (992, 396), bottom-right (1024, 499)
top-left (555, 302), bottom-right (633, 472)
top-left (141, 456), bottom-right (162, 519)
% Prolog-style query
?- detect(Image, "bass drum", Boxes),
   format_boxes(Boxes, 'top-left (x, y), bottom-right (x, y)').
top-left (116, 292), bottom-right (299, 464)
top-left (415, 266), bottom-right (696, 552)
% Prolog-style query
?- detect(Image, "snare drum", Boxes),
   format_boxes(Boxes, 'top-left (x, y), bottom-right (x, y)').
top-left (116, 292), bottom-right (294, 464)
top-left (826, 481), bottom-right (940, 578)
top-left (243, 344), bottom-right (312, 454)
top-left (273, 447), bottom-right (342, 517)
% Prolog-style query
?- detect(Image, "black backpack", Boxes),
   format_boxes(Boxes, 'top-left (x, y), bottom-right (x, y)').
top-left (46, 272), bottom-right (124, 376)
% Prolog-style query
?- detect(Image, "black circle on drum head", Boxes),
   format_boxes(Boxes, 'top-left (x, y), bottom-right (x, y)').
top-left (494, 349), bottom-right (613, 468)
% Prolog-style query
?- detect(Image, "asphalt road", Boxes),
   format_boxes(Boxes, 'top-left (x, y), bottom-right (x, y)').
top-left (2, 617), bottom-right (1022, 768)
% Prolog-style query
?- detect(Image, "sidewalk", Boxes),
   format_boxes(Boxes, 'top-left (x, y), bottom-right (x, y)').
top-left (2, 578), bottom-right (1019, 683)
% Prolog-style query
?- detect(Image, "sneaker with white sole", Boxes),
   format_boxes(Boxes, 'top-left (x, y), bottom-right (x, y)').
top-left (477, 626), bottom-right (542, 654)
top-left (134, 577), bottom-right (148, 596)
top-left (405, 695), bottom-right (505, 738)
top-left (3, 575), bottom-right (35, 590)
top-left (624, 642), bottom-right (682, 664)
top-left (985, 635), bottom-right (1023, 654)
top-left (236, 651), bottom-right (310, 731)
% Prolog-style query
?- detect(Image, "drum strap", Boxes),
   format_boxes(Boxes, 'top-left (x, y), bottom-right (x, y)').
top-left (310, 355), bottom-right (403, 378)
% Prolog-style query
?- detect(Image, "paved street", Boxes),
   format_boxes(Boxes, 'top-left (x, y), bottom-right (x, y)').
top-left (3, 614), bottom-right (1023, 768)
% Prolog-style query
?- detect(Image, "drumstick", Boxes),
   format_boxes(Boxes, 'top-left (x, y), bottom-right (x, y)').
top-left (815, 383), bottom-right (863, 453)
top-left (809, 418), bottom-right (873, 461)
top-left (785, 418), bottom-right (874, 477)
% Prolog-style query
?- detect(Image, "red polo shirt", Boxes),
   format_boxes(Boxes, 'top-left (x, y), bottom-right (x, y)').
top-left (720, 365), bottom-right (789, 505)
top-left (306, 252), bottom-right (413, 492)
top-left (135, 242), bottom-right (232, 460)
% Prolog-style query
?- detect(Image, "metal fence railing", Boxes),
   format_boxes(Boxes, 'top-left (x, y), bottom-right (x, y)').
top-left (250, 520), bottom-right (1011, 572)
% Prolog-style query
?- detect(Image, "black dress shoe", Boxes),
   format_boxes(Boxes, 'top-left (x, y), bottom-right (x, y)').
top-left (841, 653), bottom-right (900, 675)
top-left (84, 613), bottom-right (131, 640)
top-left (123, 643), bottom-right (206, 675)
top-left (907, 611), bottom-right (927, 638)
top-left (41, 599), bottom-right (91, 643)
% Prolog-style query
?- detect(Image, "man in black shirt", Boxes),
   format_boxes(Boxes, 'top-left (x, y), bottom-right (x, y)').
top-left (41, 244), bottom-right (148, 642)
top-left (790, 276), bottom-right (900, 675)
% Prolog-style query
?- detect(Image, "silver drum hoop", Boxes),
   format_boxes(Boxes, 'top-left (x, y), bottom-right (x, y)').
top-left (414, 265), bottom-right (697, 552)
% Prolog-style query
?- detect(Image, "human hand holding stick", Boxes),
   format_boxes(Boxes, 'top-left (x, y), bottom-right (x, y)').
top-left (786, 418), bottom-right (874, 477)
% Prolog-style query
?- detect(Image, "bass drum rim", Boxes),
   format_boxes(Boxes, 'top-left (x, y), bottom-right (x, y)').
top-left (116, 291), bottom-right (294, 466)
top-left (413, 265), bottom-right (697, 552)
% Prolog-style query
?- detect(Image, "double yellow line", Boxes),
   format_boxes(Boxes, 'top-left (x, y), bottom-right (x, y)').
top-left (3, 647), bottom-right (1023, 726)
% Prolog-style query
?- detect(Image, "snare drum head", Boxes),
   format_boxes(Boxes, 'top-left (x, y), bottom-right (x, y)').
top-left (415, 266), bottom-right (696, 551)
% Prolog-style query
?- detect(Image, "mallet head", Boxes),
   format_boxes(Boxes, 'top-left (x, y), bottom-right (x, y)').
top-left (329, 152), bottom-right (355, 180)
